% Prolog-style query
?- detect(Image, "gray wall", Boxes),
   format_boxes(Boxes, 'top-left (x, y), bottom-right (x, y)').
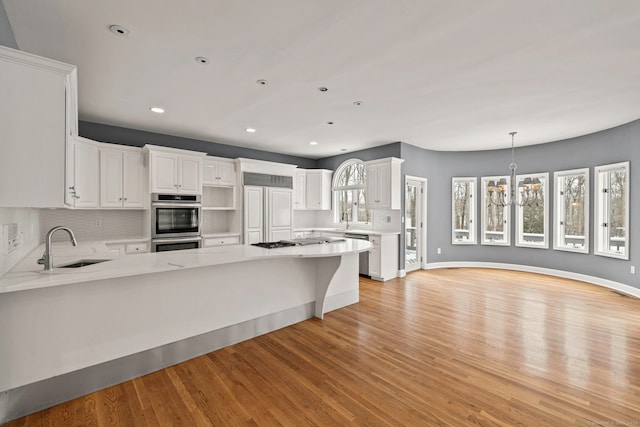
top-left (401, 119), bottom-right (640, 289)
top-left (79, 121), bottom-right (318, 169)
top-left (0, 2), bottom-right (18, 49)
top-left (316, 143), bottom-right (401, 170)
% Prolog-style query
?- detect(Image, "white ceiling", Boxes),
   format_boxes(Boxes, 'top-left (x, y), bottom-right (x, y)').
top-left (3, 0), bottom-right (640, 158)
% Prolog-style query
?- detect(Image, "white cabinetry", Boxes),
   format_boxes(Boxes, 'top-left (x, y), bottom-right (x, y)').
top-left (66, 137), bottom-right (99, 208)
top-left (365, 158), bottom-right (403, 209)
top-left (293, 169), bottom-right (332, 210)
top-left (203, 157), bottom-right (236, 187)
top-left (0, 46), bottom-right (78, 208)
top-left (202, 156), bottom-right (237, 211)
top-left (293, 171), bottom-right (307, 210)
top-left (145, 145), bottom-right (205, 194)
top-left (368, 233), bottom-right (399, 281)
top-left (305, 170), bottom-right (332, 210)
top-left (203, 235), bottom-right (241, 247)
top-left (100, 146), bottom-right (145, 208)
top-left (105, 241), bottom-right (149, 256)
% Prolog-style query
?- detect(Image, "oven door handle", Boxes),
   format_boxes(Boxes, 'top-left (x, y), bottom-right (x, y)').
top-left (152, 236), bottom-right (202, 244)
top-left (151, 203), bottom-right (202, 208)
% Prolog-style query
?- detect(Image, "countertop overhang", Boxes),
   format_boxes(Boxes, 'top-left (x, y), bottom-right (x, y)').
top-left (0, 239), bottom-right (372, 294)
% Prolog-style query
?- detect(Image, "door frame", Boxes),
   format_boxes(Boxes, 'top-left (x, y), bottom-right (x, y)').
top-left (404, 175), bottom-right (428, 272)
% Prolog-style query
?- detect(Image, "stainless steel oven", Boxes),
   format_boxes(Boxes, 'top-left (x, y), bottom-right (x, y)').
top-left (151, 193), bottom-right (202, 239)
top-left (151, 236), bottom-right (202, 252)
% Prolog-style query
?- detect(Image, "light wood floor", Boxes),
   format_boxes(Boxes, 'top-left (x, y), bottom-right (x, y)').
top-left (6, 268), bottom-right (640, 426)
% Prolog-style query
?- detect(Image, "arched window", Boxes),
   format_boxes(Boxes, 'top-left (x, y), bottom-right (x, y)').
top-left (333, 159), bottom-right (370, 224)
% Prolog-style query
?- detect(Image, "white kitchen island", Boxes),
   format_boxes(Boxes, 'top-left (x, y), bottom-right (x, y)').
top-left (0, 239), bottom-right (370, 423)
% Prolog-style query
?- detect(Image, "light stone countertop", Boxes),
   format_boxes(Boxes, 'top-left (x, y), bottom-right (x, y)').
top-left (0, 239), bottom-right (371, 294)
top-left (293, 227), bottom-right (400, 236)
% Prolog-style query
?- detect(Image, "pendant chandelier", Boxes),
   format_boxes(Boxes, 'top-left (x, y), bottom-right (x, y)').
top-left (487, 132), bottom-right (542, 207)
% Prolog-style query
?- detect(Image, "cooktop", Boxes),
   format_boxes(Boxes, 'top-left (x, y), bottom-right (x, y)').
top-left (251, 241), bottom-right (298, 249)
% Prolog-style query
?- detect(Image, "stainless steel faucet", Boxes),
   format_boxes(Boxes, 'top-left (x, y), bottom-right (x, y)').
top-left (37, 226), bottom-right (78, 270)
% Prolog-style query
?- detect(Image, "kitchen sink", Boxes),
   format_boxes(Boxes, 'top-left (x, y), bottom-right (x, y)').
top-left (58, 259), bottom-right (112, 268)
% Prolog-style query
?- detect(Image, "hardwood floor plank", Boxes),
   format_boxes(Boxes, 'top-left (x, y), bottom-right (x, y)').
top-left (5, 268), bottom-right (640, 426)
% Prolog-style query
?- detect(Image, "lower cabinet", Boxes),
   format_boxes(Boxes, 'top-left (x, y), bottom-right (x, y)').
top-left (105, 241), bottom-right (149, 257)
top-left (369, 234), bottom-right (398, 281)
top-left (203, 235), bottom-right (241, 247)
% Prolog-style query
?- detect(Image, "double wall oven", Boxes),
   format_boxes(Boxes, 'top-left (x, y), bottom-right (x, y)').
top-left (151, 193), bottom-right (202, 252)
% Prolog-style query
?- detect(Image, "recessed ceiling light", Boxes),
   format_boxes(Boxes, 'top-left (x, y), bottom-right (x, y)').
top-left (340, 148), bottom-right (348, 151)
top-left (326, 121), bottom-right (334, 125)
top-left (246, 128), bottom-right (256, 133)
top-left (318, 87), bottom-right (328, 92)
top-left (353, 101), bottom-right (362, 106)
top-left (309, 141), bottom-right (318, 146)
top-left (109, 25), bottom-right (129, 36)
top-left (150, 107), bottom-right (165, 114)
top-left (256, 79), bottom-right (268, 85)
top-left (195, 56), bottom-right (209, 64)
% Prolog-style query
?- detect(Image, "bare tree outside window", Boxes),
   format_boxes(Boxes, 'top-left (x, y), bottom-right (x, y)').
top-left (452, 177), bottom-right (476, 244)
top-left (554, 169), bottom-right (589, 253)
top-left (595, 162), bottom-right (629, 260)
top-left (481, 176), bottom-right (510, 245)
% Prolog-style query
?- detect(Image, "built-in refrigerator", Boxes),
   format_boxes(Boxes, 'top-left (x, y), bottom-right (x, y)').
top-left (244, 185), bottom-right (293, 244)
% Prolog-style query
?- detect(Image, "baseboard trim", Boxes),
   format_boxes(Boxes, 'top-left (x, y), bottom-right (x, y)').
top-left (398, 269), bottom-right (407, 278)
top-left (0, 292), bottom-right (354, 424)
top-left (426, 261), bottom-right (640, 298)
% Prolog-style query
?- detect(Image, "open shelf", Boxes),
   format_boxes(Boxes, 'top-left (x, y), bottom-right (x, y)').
top-left (202, 185), bottom-right (235, 210)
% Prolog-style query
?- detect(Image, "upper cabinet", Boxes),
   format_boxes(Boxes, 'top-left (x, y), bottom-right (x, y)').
top-left (0, 46), bottom-right (78, 207)
top-left (66, 137), bottom-right (99, 208)
top-left (202, 157), bottom-right (236, 187)
top-left (305, 170), bottom-right (332, 210)
top-left (365, 158), bottom-right (404, 209)
top-left (100, 145), bottom-right (146, 208)
top-left (293, 169), bottom-right (332, 210)
top-left (145, 145), bottom-right (206, 194)
top-left (293, 170), bottom-right (307, 210)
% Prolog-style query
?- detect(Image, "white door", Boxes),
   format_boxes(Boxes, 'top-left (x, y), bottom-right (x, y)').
top-left (365, 164), bottom-right (379, 208)
top-left (217, 162), bottom-right (236, 186)
top-left (151, 152), bottom-right (178, 193)
top-left (244, 186), bottom-right (264, 244)
top-left (73, 140), bottom-right (99, 208)
top-left (266, 188), bottom-right (293, 241)
top-left (100, 149), bottom-right (123, 207)
top-left (293, 171), bottom-right (306, 210)
top-left (178, 156), bottom-right (201, 194)
top-left (122, 151), bottom-right (145, 208)
top-left (405, 177), bottom-right (427, 273)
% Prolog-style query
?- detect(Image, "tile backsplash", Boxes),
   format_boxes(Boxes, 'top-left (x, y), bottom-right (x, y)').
top-left (40, 209), bottom-right (147, 242)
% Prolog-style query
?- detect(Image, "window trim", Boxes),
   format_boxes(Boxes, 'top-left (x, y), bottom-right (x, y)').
top-left (594, 161), bottom-right (629, 260)
top-left (451, 177), bottom-right (477, 245)
top-left (515, 172), bottom-right (549, 249)
top-left (481, 175), bottom-right (511, 246)
top-left (553, 168), bottom-right (589, 254)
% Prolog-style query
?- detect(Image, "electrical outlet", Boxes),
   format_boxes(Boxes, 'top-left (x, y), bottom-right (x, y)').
top-left (437, 248), bottom-right (442, 255)
top-left (631, 266), bottom-right (636, 275)
top-left (95, 220), bottom-right (102, 227)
